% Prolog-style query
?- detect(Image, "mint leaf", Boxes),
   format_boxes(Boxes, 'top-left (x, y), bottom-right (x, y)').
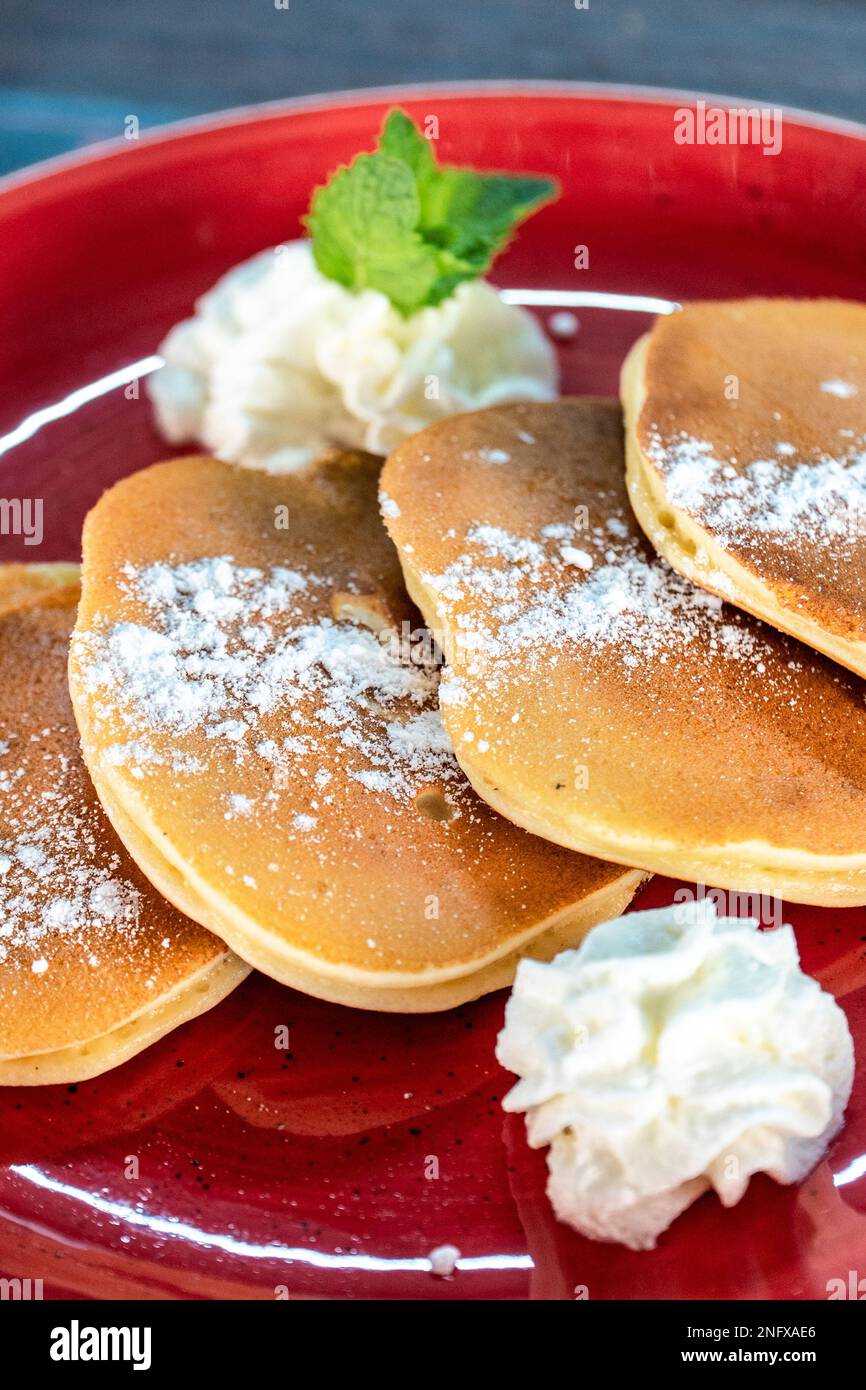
top-left (306, 108), bottom-right (559, 316)
top-left (307, 153), bottom-right (439, 314)
top-left (378, 109), bottom-right (436, 188)
top-left (418, 168), bottom-right (557, 305)
top-left (425, 168), bottom-right (557, 262)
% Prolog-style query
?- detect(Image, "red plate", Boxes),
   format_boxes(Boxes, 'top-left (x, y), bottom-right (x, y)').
top-left (1, 84), bottom-right (865, 1301)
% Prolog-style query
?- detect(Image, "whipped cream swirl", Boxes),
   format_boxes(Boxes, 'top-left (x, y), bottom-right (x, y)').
top-left (497, 900), bottom-right (854, 1250)
top-left (149, 240), bottom-right (557, 473)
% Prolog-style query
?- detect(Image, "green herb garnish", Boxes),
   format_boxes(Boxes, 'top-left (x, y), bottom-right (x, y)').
top-left (306, 109), bottom-right (558, 316)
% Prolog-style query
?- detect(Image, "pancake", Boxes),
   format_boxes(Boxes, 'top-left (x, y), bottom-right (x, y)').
top-left (0, 562), bottom-right (81, 616)
top-left (381, 398), bottom-right (866, 906)
top-left (622, 299), bottom-right (866, 677)
top-left (68, 453), bottom-right (644, 1012)
top-left (0, 571), bottom-right (249, 1085)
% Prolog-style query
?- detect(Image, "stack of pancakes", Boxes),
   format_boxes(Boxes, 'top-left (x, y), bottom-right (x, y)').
top-left (382, 365), bottom-right (866, 904)
top-left (67, 455), bottom-right (644, 1016)
top-left (12, 295), bottom-right (866, 1082)
top-left (0, 567), bottom-right (249, 1084)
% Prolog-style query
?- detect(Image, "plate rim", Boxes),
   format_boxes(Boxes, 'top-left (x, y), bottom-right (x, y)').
top-left (1, 78), bottom-right (865, 200)
top-left (1, 74), bottom-right (865, 1303)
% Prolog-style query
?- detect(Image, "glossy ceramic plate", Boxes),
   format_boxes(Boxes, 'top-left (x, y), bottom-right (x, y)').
top-left (1, 84), bottom-right (865, 1301)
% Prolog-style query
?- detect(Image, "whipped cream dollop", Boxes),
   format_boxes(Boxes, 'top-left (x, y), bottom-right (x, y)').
top-left (497, 901), bottom-right (854, 1251)
top-left (149, 240), bottom-right (557, 473)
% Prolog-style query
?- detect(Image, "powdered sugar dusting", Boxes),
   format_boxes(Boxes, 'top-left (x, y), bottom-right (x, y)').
top-left (821, 379), bottom-right (858, 399)
top-left (0, 725), bottom-right (143, 974)
top-left (74, 557), bottom-right (467, 819)
top-left (422, 509), bottom-right (771, 678)
top-left (647, 428), bottom-right (866, 551)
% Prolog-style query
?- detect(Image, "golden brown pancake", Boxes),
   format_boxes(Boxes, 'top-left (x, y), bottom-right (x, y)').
top-left (0, 571), bottom-right (249, 1085)
top-left (68, 453), bottom-right (644, 1011)
top-left (381, 398), bottom-right (866, 906)
top-left (622, 299), bottom-right (866, 676)
top-left (0, 562), bottom-right (81, 617)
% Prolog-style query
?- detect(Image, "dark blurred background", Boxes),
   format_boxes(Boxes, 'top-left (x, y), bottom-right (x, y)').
top-left (0, 0), bottom-right (863, 176)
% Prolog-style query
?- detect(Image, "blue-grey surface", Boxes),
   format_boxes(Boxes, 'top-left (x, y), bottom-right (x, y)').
top-left (0, 0), bottom-right (863, 176)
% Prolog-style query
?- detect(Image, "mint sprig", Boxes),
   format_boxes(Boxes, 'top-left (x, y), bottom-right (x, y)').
top-left (305, 109), bottom-right (558, 316)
